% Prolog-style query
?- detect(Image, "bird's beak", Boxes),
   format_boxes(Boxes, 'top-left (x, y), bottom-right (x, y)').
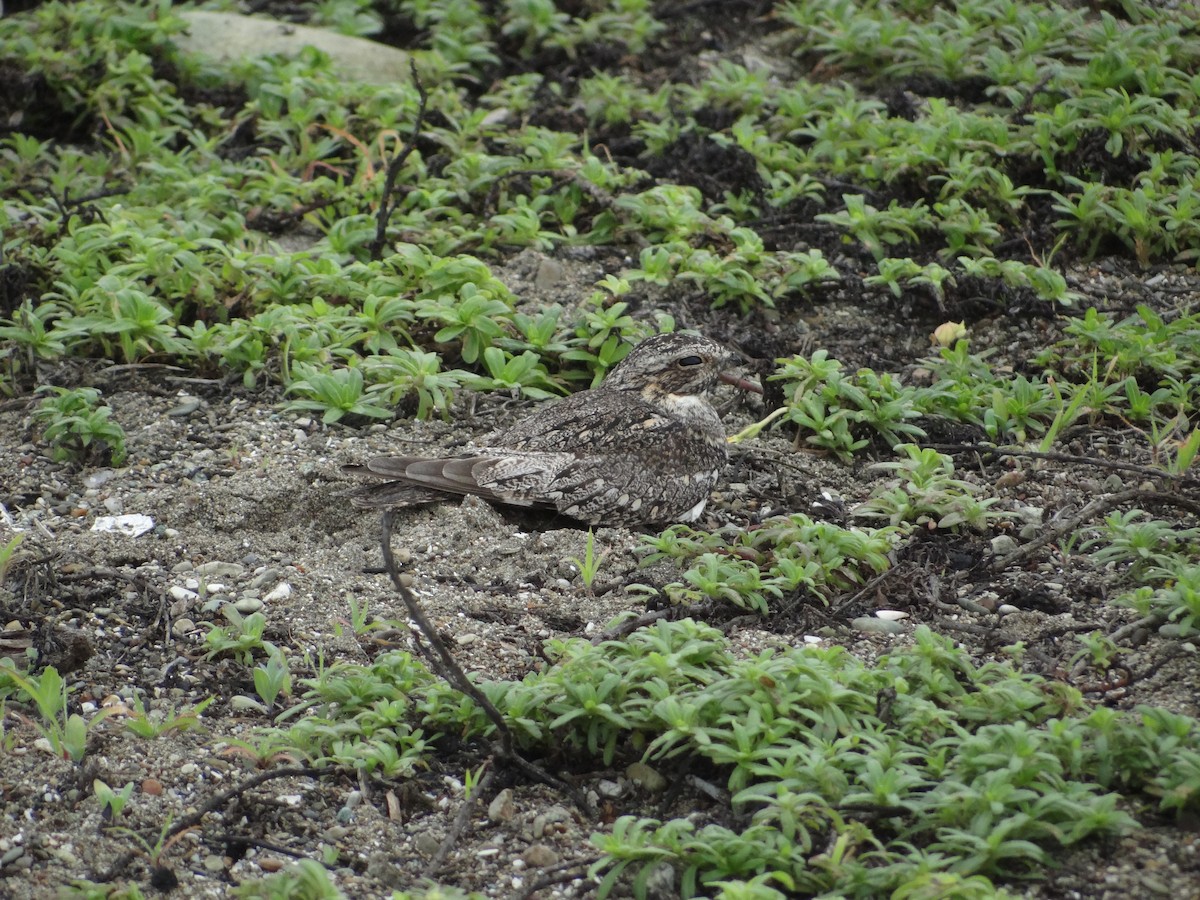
top-left (719, 370), bottom-right (763, 394)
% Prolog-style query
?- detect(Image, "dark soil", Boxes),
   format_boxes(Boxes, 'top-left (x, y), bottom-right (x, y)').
top-left (2, 4), bottom-right (1200, 898)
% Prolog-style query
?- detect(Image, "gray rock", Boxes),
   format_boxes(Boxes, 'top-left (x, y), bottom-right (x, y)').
top-left (851, 616), bottom-right (906, 635)
top-left (626, 762), bottom-right (667, 793)
top-left (990, 534), bottom-right (1018, 555)
top-left (233, 596), bottom-right (263, 614)
top-left (176, 11), bottom-right (412, 86)
top-left (487, 788), bottom-right (515, 823)
top-left (522, 843), bottom-right (559, 868)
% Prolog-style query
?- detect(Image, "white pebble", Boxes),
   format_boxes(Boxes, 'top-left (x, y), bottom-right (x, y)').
top-left (262, 583), bottom-right (292, 603)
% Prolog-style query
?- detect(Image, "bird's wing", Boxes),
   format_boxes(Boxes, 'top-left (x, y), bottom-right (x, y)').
top-left (500, 391), bottom-right (676, 453)
top-left (344, 451), bottom-right (576, 509)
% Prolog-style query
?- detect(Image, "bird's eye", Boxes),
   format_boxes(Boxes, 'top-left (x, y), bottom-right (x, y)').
top-left (677, 355), bottom-right (703, 367)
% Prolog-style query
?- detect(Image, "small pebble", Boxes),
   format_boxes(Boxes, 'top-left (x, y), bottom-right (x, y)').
top-left (414, 833), bottom-right (441, 857)
top-left (262, 583), bottom-right (291, 603)
top-left (195, 562), bottom-right (245, 578)
top-left (957, 597), bottom-right (993, 615)
top-left (171, 618), bottom-right (196, 638)
top-left (534, 258), bottom-right (565, 289)
top-left (626, 763), bottom-right (666, 793)
top-left (990, 535), bottom-right (1018, 555)
top-left (596, 779), bottom-right (623, 799)
top-left (997, 604), bottom-right (1020, 615)
top-left (249, 569), bottom-right (280, 589)
top-left (532, 806), bottom-right (571, 839)
top-left (487, 788), bottom-right (515, 823)
top-left (234, 597), bottom-right (263, 614)
top-left (851, 616), bottom-right (905, 635)
top-left (167, 398), bottom-right (202, 417)
top-left (522, 844), bottom-right (559, 868)
top-left (83, 470), bottom-right (118, 489)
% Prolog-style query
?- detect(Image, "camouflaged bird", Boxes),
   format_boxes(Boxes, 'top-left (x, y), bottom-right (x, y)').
top-left (342, 332), bottom-right (740, 526)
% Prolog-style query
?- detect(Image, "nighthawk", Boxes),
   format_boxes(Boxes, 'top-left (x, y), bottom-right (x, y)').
top-left (342, 332), bottom-right (743, 526)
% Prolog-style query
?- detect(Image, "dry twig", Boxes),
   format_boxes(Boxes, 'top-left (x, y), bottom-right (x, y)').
top-left (370, 60), bottom-right (429, 260)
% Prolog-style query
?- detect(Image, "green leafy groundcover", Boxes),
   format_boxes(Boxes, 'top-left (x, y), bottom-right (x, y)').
top-left (270, 620), bottom-right (1200, 898)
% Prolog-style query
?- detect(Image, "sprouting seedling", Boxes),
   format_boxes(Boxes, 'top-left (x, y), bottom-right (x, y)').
top-left (94, 779), bottom-right (135, 823)
top-left (569, 529), bottom-right (609, 593)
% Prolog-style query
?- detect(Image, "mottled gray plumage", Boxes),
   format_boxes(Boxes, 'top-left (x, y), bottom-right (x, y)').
top-left (342, 332), bottom-right (733, 525)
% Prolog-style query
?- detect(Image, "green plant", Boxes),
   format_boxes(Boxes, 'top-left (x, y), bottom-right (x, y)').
top-left (59, 880), bottom-right (147, 900)
top-left (107, 815), bottom-right (190, 885)
top-left (1118, 565), bottom-right (1200, 638)
top-left (252, 648), bottom-right (293, 713)
top-left (283, 365), bottom-right (393, 425)
top-left (1070, 632), bottom-right (1124, 672)
top-left (361, 348), bottom-right (465, 420)
top-left (416, 284), bottom-right (513, 365)
top-left (0, 299), bottom-right (72, 372)
top-left (3, 665), bottom-right (109, 761)
top-left (337, 597), bottom-right (382, 637)
top-left (1085, 510), bottom-right (1199, 575)
top-left (0, 532), bottom-right (23, 584)
top-left (1166, 427), bottom-right (1200, 474)
top-left (815, 195), bottom-right (930, 260)
top-left (123, 694), bottom-right (212, 739)
top-left (204, 607), bottom-right (278, 664)
top-left (463, 347), bottom-right (562, 400)
top-left (94, 779), bottom-right (135, 823)
top-left (232, 859), bottom-right (343, 900)
top-left (638, 514), bottom-right (897, 615)
top-left (771, 351), bottom-right (925, 461)
top-left (462, 761), bottom-right (488, 800)
top-left (32, 387), bottom-right (127, 466)
top-left (568, 528), bottom-right (607, 593)
top-left (855, 445), bottom-right (1000, 531)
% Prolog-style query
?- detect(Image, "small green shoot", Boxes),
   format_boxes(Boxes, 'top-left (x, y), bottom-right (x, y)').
top-left (568, 528), bottom-right (607, 592)
top-left (3, 665), bottom-right (110, 761)
top-left (204, 607), bottom-right (277, 664)
top-left (123, 694), bottom-right (212, 739)
top-left (0, 532), bottom-right (24, 583)
top-left (94, 779), bottom-right (135, 823)
top-left (32, 387), bottom-right (127, 466)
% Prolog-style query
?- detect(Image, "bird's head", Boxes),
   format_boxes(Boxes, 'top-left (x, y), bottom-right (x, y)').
top-left (601, 332), bottom-right (731, 400)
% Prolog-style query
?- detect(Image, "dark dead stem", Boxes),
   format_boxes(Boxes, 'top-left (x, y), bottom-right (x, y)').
top-left (991, 487), bottom-right (1200, 572)
top-left (370, 59), bottom-right (429, 261)
top-left (423, 766), bottom-right (496, 879)
top-left (927, 442), bottom-right (1200, 489)
top-left (93, 765), bottom-right (333, 883)
top-left (379, 511), bottom-right (594, 816)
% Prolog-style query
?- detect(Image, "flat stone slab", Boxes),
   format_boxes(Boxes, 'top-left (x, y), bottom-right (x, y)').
top-left (175, 10), bottom-right (411, 85)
